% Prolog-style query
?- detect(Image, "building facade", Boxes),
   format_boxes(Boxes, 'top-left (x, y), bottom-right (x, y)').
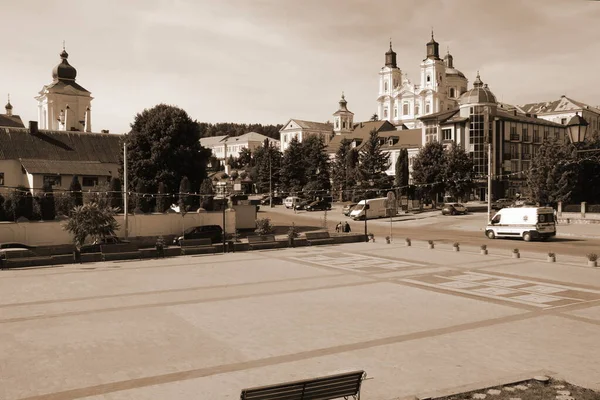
top-left (419, 73), bottom-right (567, 200)
top-left (377, 34), bottom-right (469, 129)
top-left (279, 119), bottom-right (333, 152)
top-left (200, 132), bottom-right (280, 165)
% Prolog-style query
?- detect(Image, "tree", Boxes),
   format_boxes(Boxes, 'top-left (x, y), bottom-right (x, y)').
top-left (135, 181), bottom-right (151, 213)
top-left (199, 178), bottom-right (214, 210)
top-left (280, 137), bottom-right (306, 193)
top-left (357, 129), bottom-right (391, 189)
top-left (125, 104), bottom-right (211, 201)
top-left (238, 147), bottom-right (253, 168)
top-left (155, 182), bottom-right (169, 213)
top-left (302, 135), bottom-right (331, 196)
top-left (394, 148), bottom-right (409, 194)
top-left (63, 203), bottom-right (120, 249)
top-left (108, 177), bottom-right (122, 211)
top-left (40, 182), bottom-right (56, 220)
top-left (412, 141), bottom-right (446, 206)
top-left (6, 186), bottom-right (31, 221)
top-left (526, 140), bottom-right (579, 206)
top-left (370, 113), bottom-right (379, 122)
top-left (253, 139), bottom-right (282, 194)
top-left (178, 176), bottom-right (192, 210)
top-left (444, 144), bottom-right (475, 201)
top-left (332, 139), bottom-right (352, 201)
top-left (70, 176), bottom-right (83, 207)
top-left (84, 181), bottom-right (110, 209)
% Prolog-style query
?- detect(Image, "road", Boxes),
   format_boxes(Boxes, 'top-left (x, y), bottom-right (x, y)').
top-left (259, 204), bottom-right (600, 257)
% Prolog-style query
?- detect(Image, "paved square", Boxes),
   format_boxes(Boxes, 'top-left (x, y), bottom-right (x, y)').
top-left (1, 242), bottom-right (600, 400)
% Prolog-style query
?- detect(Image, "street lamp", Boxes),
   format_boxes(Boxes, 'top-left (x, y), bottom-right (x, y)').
top-left (566, 112), bottom-right (589, 144)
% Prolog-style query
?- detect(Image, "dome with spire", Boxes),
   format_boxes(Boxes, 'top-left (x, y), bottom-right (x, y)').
top-left (52, 46), bottom-right (77, 81)
top-left (459, 72), bottom-right (497, 105)
top-left (385, 40), bottom-right (397, 68)
top-left (444, 50), bottom-right (466, 79)
top-left (426, 30), bottom-right (440, 60)
top-left (5, 100), bottom-right (12, 111)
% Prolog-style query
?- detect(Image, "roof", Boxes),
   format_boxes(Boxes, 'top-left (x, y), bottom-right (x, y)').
top-left (459, 84), bottom-right (497, 105)
top-left (20, 159), bottom-right (114, 176)
top-left (495, 109), bottom-right (566, 127)
top-left (228, 131), bottom-right (279, 144)
top-left (326, 120), bottom-right (409, 153)
top-left (0, 114), bottom-right (25, 128)
top-left (445, 67), bottom-right (466, 79)
top-left (283, 119), bottom-right (333, 131)
top-left (0, 127), bottom-right (121, 163)
top-left (518, 95), bottom-right (600, 116)
top-left (419, 108), bottom-right (460, 123)
top-left (41, 79), bottom-right (90, 94)
top-left (419, 106), bottom-right (565, 128)
top-left (200, 135), bottom-right (228, 147)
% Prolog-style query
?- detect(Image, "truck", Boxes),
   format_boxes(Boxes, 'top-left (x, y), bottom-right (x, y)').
top-left (485, 206), bottom-right (556, 242)
top-left (350, 198), bottom-right (390, 220)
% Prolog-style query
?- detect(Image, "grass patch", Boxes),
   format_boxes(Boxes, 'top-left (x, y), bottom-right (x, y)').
top-left (434, 377), bottom-right (600, 400)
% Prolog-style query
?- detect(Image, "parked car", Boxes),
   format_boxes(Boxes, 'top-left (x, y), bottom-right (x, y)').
top-left (513, 198), bottom-right (536, 207)
top-left (441, 203), bottom-right (468, 215)
top-left (486, 206), bottom-right (555, 241)
top-left (342, 203), bottom-right (358, 216)
top-left (0, 247), bottom-right (40, 262)
top-left (294, 199), bottom-right (312, 210)
top-left (491, 198), bottom-right (513, 210)
top-left (0, 242), bottom-right (36, 250)
top-left (305, 200), bottom-right (332, 211)
top-left (260, 196), bottom-right (283, 205)
top-left (284, 196), bottom-right (301, 209)
top-left (173, 225), bottom-right (223, 246)
top-left (80, 236), bottom-right (130, 253)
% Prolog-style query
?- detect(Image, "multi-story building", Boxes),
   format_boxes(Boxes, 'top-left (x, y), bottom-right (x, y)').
top-left (279, 119), bottom-right (333, 153)
top-left (419, 73), bottom-right (567, 200)
top-left (377, 33), bottom-right (469, 129)
top-left (200, 132), bottom-right (280, 166)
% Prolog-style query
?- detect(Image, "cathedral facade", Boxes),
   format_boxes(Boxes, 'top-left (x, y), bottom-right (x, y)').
top-left (377, 33), bottom-right (469, 129)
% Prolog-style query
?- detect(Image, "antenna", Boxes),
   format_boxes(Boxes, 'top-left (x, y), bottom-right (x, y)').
top-left (62, 40), bottom-right (65, 50)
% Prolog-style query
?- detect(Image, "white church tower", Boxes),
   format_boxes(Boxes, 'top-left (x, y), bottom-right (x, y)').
top-left (419, 31), bottom-right (448, 115)
top-left (333, 92), bottom-right (354, 135)
top-left (377, 41), bottom-right (402, 122)
top-left (35, 45), bottom-right (93, 132)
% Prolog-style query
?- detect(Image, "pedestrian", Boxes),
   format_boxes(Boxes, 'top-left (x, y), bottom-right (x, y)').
top-left (336, 222), bottom-right (342, 233)
top-left (344, 221), bottom-right (351, 233)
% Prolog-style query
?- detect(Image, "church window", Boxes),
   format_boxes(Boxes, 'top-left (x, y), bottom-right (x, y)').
top-left (383, 109), bottom-right (388, 118)
top-left (335, 119), bottom-right (339, 129)
top-left (415, 103), bottom-right (420, 115)
top-left (427, 75), bottom-right (431, 83)
top-left (403, 103), bottom-right (409, 115)
top-left (425, 102), bottom-right (431, 114)
top-left (384, 81), bottom-right (388, 92)
top-left (393, 79), bottom-right (398, 87)
top-left (342, 121), bottom-right (346, 129)
top-left (450, 88), bottom-right (455, 98)
top-left (394, 108), bottom-right (398, 118)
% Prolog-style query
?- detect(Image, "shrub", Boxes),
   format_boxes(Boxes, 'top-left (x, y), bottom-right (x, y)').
top-left (587, 253), bottom-right (598, 262)
top-left (453, 242), bottom-right (459, 247)
top-left (513, 248), bottom-right (519, 253)
top-left (287, 223), bottom-right (300, 240)
top-left (480, 244), bottom-right (487, 250)
top-left (428, 240), bottom-right (434, 245)
top-left (63, 203), bottom-right (120, 249)
top-left (69, 176), bottom-right (83, 207)
top-left (54, 192), bottom-right (74, 217)
top-left (255, 218), bottom-right (275, 235)
top-left (40, 182), bottom-right (56, 220)
top-left (548, 252), bottom-right (555, 258)
top-left (108, 177), bottom-right (122, 211)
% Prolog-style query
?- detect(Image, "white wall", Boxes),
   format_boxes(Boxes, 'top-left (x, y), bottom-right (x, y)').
top-left (0, 211), bottom-right (237, 247)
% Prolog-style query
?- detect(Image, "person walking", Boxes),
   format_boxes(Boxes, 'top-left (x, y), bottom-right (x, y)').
top-left (344, 221), bottom-right (351, 233)
top-left (335, 222), bottom-right (342, 233)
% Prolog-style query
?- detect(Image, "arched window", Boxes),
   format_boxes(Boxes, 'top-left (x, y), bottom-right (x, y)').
top-left (403, 103), bottom-right (409, 115)
top-left (335, 119), bottom-right (339, 129)
top-left (394, 108), bottom-right (398, 118)
top-left (427, 75), bottom-right (431, 83)
top-left (383, 108), bottom-right (388, 118)
top-left (425, 102), bottom-right (431, 114)
top-left (415, 103), bottom-right (420, 115)
top-left (342, 121), bottom-right (346, 129)
top-left (384, 81), bottom-right (388, 92)
top-left (450, 88), bottom-right (455, 98)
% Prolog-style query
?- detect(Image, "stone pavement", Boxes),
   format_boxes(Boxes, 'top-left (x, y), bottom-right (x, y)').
top-left (1, 242), bottom-right (600, 400)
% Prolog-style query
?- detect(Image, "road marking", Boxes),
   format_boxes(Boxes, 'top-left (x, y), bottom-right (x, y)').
top-left (289, 252), bottom-right (426, 273)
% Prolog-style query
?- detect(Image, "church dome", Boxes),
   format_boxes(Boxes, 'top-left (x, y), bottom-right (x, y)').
top-left (445, 68), bottom-right (466, 79)
top-left (459, 73), bottom-right (497, 105)
top-left (5, 100), bottom-right (12, 110)
top-left (52, 48), bottom-right (77, 81)
top-left (444, 50), bottom-right (466, 78)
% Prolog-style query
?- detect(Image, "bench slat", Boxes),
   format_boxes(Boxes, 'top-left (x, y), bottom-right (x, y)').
top-left (100, 244), bottom-right (139, 254)
top-left (241, 371), bottom-right (364, 400)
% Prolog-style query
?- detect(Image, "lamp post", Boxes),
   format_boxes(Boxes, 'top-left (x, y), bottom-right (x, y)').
top-left (269, 147), bottom-right (273, 208)
top-left (123, 140), bottom-right (128, 239)
top-left (566, 112), bottom-right (589, 144)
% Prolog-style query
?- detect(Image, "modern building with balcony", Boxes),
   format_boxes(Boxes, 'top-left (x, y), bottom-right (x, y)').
top-left (419, 73), bottom-right (567, 200)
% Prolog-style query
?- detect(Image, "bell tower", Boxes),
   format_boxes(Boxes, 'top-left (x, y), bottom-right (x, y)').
top-left (333, 92), bottom-right (354, 135)
top-left (378, 40), bottom-right (402, 122)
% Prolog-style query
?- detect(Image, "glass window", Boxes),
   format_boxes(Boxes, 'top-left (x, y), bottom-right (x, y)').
top-left (403, 103), bottom-right (409, 115)
top-left (384, 81), bottom-right (388, 92)
top-left (425, 102), bottom-right (431, 114)
top-left (442, 128), bottom-right (452, 141)
top-left (383, 109), bottom-right (388, 118)
top-left (449, 88), bottom-right (455, 98)
top-left (43, 175), bottom-right (62, 187)
top-left (415, 103), bottom-right (420, 115)
top-left (394, 108), bottom-right (398, 118)
top-left (82, 176), bottom-right (98, 187)
top-left (427, 75), bottom-right (431, 82)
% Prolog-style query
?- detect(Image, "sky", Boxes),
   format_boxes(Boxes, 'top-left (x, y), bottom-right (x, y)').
top-left (1, 0), bottom-right (599, 134)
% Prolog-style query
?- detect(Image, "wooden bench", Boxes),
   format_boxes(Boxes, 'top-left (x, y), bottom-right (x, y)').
top-left (180, 238), bottom-right (215, 255)
top-left (100, 243), bottom-right (141, 261)
top-left (247, 234), bottom-right (281, 250)
top-left (240, 370), bottom-right (367, 400)
top-left (1, 249), bottom-right (53, 269)
top-left (305, 231), bottom-right (335, 246)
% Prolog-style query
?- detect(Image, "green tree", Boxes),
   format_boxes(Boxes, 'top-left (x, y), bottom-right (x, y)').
top-left (155, 182), bottom-right (169, 213)
top-left (444, 144), bottom-right (475, 201)
top-left (358, 129), bottom-right (391, 189)
top-left (412, 141), bottom-right (446, 206)
top-left (253, 139), bottom-right (282, 194)
top-left (125, 104), bottom-right (211, 200)
top-left (178, 176), bottom-right (192, 210)
top-left (394, 148), bottom-right (409, 194)
top-left (526, 140), bottom-right (579, 206)
top-left (302, 135), bottom-right (331, 196)
top-left (108, 177), bottom-right (122, 211)
top-left (238, 147), bottom-right (253, 168)
top-left (63, 203), bottom-right (120, 249)
top-left (199, 178), bottom-right (214, 210)
top-left (70, 176), bottom-right (83, 207)
top-left (280, 137), bottom-right (306, 193)
top-left (370, 113), bottom-right (379, 122)
top-left (40, 182), bottom-right (56, 220)
top-left (332, 139), bottom-right (352, 201)
top-left (135, 181), bottom-right (151, 213)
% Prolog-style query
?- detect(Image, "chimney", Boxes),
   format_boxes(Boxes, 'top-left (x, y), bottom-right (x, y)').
top-left (29, 121), bottom-right (38, 134)
top-left (64, 105), bottom-right (70, 131)
top-left (84, 106), bottom-right (92, 132)
top-left (513, 110), bottom-right (517, 116)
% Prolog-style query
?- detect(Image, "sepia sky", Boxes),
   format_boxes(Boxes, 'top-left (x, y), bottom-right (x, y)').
top-left (0, 0), bottom-right (599, 134)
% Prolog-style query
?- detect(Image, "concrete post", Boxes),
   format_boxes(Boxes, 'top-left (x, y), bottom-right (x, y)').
top-left (582, 202), bottom-right (586, 219)
top-left (557, 201), bottom-right (562, 217)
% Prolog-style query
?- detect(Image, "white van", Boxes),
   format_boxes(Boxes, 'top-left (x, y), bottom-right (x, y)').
top-left (486, 206), bottom-right (556, 242)
top-left (284, 196), bottom-right (301, 209)
top-left (350, 198), bottom-right (389, 220)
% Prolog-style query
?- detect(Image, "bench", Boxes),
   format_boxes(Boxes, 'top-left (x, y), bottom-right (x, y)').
top-left (240, 370), bottom-right (367, 400)
top-left (1, 249), bottom-right (53, 269)
top-left (180, 238), bottom-right (215, 255)
top-left (247, 234), bottom-right (281, 250)
top-left (100, 243), bottom-right (141, 262)
top-left (305, 231), bottom-right (335, 246)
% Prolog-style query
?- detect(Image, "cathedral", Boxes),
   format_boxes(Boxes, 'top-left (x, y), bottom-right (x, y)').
top-left (377, 32), bottom-right (468, 129)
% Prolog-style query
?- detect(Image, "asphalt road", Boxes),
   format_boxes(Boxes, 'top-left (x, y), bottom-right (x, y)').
top-left (259, 204), bottom-right (600, 257)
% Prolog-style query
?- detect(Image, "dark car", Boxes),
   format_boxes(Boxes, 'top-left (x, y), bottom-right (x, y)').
top-left (491, 198), bottom-right (513, 210)
top-left (293, 199), bottom-right (311, 210)
top-left (80, 236), bottom-right (130, 253)
top-left (0, 242), bottom-right (36, 250)
top-left (260, 196), bottom-right (283, 205)
top-left (305, 200), bottom-right (332, 211)
top-left (173, 225), bottom-right (223, 246)
top-left (342, 203), bottom-right (357, 216)
top-left (441, 203), bottom-right (468, 215)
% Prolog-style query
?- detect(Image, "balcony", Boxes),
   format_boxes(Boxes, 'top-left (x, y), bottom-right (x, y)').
top-left (510, 134), bottom-right (520, 141)
top-left (522, 153), bottom-right (532, 160)
top-left (533, 134), bottom-right (541, 143)
top-left (522, 134), bottom-right (531, 142)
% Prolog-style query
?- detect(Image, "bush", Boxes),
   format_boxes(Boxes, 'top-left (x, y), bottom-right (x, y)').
top-left (287, 223), bottom-right (300, 240)
top-left (69, 176), bottom-right (83, 207)
top-left (453, 242), bottom-right (459, 247)
top-left (587, 253), bottom-right (598, 262)
top-left (255, 218), bottom-right (275, 235)
top-left (108, 177), bottom-right (122, 211)
top-left (40, 183), bottom-right (56, 220)
top-left (513, 248), bottom-right (519, 253)
top-left (548, 252), bottom-right (555, 257)
top-left (428, 240), bottom-right (434, 245)
top-left (480, 244), bottom-right (487, 250)
top-left (54, 192), bottom-right (74, 217)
